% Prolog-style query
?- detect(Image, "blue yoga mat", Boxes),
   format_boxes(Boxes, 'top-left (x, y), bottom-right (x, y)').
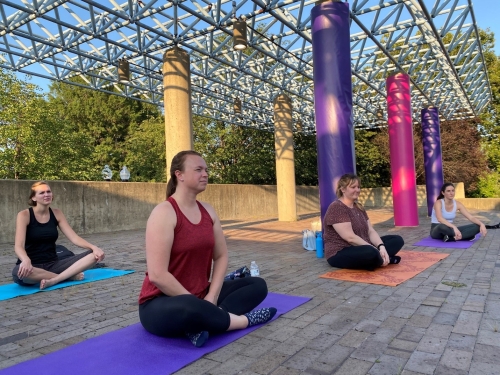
top-left (0, 268), bottom-right (135, 301)
top-left (0, 292), bottom-right (311, 375)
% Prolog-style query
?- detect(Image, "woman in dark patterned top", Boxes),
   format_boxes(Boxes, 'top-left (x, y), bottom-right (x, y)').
top-left (323, 174), bottom-right (404, 271)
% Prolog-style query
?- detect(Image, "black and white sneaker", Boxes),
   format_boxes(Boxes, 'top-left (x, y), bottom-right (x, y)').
top-left (244, 307), bottom-right (277, 327)
top-left (186, 331), bottom-right (209, 347)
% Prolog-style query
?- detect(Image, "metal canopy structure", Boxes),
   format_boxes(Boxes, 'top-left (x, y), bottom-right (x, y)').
top-left (0, 0), bottom-right (492, 132)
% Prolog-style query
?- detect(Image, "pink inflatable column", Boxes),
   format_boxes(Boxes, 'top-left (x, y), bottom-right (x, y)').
top-left (386, 72), bottom-right (419, 226)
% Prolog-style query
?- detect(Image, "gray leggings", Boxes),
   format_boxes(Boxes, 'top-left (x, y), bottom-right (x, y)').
top-left (430, 223), bottom-right (480, 241)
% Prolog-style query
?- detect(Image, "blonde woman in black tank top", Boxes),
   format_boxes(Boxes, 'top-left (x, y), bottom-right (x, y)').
top-left (13, 181), bottom-right (105, 289)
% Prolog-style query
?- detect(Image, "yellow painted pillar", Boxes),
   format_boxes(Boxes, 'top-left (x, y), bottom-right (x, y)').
top-left (274, 94), bottom-right (297, 221)
top-left (163, 47), bottom-right (193, 175)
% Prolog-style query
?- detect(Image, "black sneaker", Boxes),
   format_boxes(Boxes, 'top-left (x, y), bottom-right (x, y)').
top-left (486, 223), bottom-right (500, 229)
top-left (186, 331), bottom-right (209, 347)
top-left (443, 235), bottom-right (455, 242)
top-left (389, 256), bottom-right (401, 264)
top-left (224, 266), bottom-right (251, 280)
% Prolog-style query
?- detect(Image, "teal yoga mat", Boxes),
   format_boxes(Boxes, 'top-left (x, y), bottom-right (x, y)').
top-left (0, 268), bottom-right (135, 301)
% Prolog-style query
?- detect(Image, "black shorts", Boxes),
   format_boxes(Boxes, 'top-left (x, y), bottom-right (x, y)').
top-left (12, 250), bottom-right (93, 286)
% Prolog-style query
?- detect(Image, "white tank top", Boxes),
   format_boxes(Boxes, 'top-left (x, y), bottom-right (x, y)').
top-left (431, 199), bottom-right (456, 224)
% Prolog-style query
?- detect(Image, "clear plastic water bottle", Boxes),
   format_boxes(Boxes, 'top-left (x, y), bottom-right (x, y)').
top-left (316, 231), bottom-right (324, 258)
top-left (250, 261), bottom-right (260, 277)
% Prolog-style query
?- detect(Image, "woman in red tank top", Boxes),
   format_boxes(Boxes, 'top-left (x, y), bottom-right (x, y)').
top-left (138, 151), bottom-right (276, 347)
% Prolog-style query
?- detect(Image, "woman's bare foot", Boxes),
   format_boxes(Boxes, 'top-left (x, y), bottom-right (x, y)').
top-left (40, 278), bottom-right (57, 290)
top-left (69, 272), bottom-right (84, 281)
top-left (40, 272), bottom-right (85, 289)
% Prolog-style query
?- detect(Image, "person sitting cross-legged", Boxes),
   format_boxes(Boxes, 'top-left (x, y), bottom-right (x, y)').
top-left (430, 182), bottom-right (487, 242)
top-left (12, 181), bottom-right (105, 290)
top-left (324, 174), bottom-right (404, 271)
top-left (138, 150), bottom-right (276, 348)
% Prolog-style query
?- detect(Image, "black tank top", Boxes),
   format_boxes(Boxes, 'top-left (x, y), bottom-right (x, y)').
top-left (17, 207), bottom-right (59, 265)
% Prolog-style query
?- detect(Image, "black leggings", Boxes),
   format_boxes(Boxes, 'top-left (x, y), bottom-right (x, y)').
top-left (327, 235), bottom-right (404, 271)
top-left (139, 277), bottom-right (268, 337)
top-left (430, 223), bottom-right (479, 241)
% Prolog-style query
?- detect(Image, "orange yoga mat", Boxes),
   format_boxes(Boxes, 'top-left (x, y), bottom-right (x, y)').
top-left (319, 250), bottom-right (449, 287)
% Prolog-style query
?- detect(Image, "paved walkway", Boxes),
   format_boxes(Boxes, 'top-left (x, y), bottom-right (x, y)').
top-left (0, 208), bottom-right (499, 374)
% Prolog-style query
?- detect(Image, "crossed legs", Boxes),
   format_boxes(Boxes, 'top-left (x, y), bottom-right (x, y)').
top-left (12, 250), bottom-right (96, 289)
top-left (139, 277), bottom-right (269, 337)
top-left (430, 223), bottom-right (480, 241)
top-left (327, 235), bottom-right (404, 271)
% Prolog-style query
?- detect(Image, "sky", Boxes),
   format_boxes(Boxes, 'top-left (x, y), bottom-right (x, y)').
top-left (15, 1), bottom-right (500, 93)
top-left (471, 0), bottom-right (500, 54)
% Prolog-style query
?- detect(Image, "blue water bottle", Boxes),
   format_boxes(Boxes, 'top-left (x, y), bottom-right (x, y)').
top-left (316, 231), bottom-right (324, 258)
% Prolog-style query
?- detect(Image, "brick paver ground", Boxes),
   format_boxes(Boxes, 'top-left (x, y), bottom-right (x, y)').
top-left (0, 207), bottom-right (499, 374)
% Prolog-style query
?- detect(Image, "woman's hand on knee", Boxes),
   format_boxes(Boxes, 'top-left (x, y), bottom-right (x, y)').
top-left (379, 247), bottom-right (390, 267)
top-left (453, 227), bottom-right (462, 240)
top-left (203, 293), bottom-right (217, 305)
top-left (90, 246), bottom-right (105, 261)
top-left (18, 259), bottom-right (33, 279)
top-left (480, 224), bottom-right (487, 236)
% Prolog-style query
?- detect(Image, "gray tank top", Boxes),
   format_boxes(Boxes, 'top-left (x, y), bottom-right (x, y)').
top-left (431, 199), bottom-right (456, 224)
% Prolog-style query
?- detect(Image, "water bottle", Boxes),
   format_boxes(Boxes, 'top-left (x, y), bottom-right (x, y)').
top-left (316, 231), bottom-right (324, 258)
top-left (250, 261), bottom-right (260, 277)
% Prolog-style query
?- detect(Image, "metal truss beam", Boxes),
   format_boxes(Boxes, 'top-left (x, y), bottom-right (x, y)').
top-left (0, 0), bottom-right (491, 132)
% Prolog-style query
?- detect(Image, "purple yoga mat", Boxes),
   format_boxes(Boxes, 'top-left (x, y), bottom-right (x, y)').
top-left (413, 235), bottom-right (480, 249)
top-left (1, 293), bottom-right (310, 375)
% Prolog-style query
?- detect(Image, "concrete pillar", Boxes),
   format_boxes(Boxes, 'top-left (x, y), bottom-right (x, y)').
top-left (421, 106), bottom-right (444, 216)
top-left (274, 94), bottom-right (297, 221)
top-left (386, 72), bottom-right (419, 226)
top-left (311, 0), bottom-right (355, 223)
top-left (163, 47), bottom-right (193, 175)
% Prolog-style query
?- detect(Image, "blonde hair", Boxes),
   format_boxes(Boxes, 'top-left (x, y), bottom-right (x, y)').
top-left (28, 181), bottom-right (51, 207)
top-left (336, 174), bottom-right (364, 211)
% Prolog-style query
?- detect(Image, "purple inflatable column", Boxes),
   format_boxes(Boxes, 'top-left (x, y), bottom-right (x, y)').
top-left (386, 72), bottom-right (419, 226)
top-left (421, 106), bottom-right (444, 216)
top-left (311, 0), bottom-right (355, 222)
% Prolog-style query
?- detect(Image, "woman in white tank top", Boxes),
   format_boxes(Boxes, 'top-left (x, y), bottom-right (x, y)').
top-left (430, 183), bottom-right (487, 242)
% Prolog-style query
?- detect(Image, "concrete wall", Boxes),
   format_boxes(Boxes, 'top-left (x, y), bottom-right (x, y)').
top-left (0, 180), bottom-right (166, 243)
top-left (457, 198), bottom-right (500, 211)
top-left (357, 182), bottom-right (465, 207)
top-left (0, 181), bottom-right (320, 243)
top-left (0, 180), bottom-right (479, 243)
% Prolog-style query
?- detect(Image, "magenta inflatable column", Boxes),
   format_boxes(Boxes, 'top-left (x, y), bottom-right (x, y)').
top-left (311, 0), bottom-right (355, 222)
top-left (386, 72), bottom-right (419, 226)
top-left (421, 106), bottom-right (444, 217)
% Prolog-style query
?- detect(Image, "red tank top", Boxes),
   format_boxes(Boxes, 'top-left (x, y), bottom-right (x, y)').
top-left (138, 197), bottom-right (215, 304)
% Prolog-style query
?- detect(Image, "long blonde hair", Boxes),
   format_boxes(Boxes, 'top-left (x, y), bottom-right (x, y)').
top-left (336, 174), bottom-right (364, 211)
top-left (28, 181), bottom-right (51, 207)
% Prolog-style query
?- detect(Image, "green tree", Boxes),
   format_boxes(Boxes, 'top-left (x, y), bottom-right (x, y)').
top-left (294, 132), bottom-right (318, 185)
top-left (194, 120), bottom-right (276, 184)
top-left (354, 129), bottom-right (391, 187)
top-left (470, 28), bottom-right (500, 196)
top-left (48, 78), bottom-right (161, 178)
top-left (476, 29), bottom-right (498, 139)
top-left (0, 71), bottom-right (95, 180)
top-left (124, 118), bottom-right (166, 182)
